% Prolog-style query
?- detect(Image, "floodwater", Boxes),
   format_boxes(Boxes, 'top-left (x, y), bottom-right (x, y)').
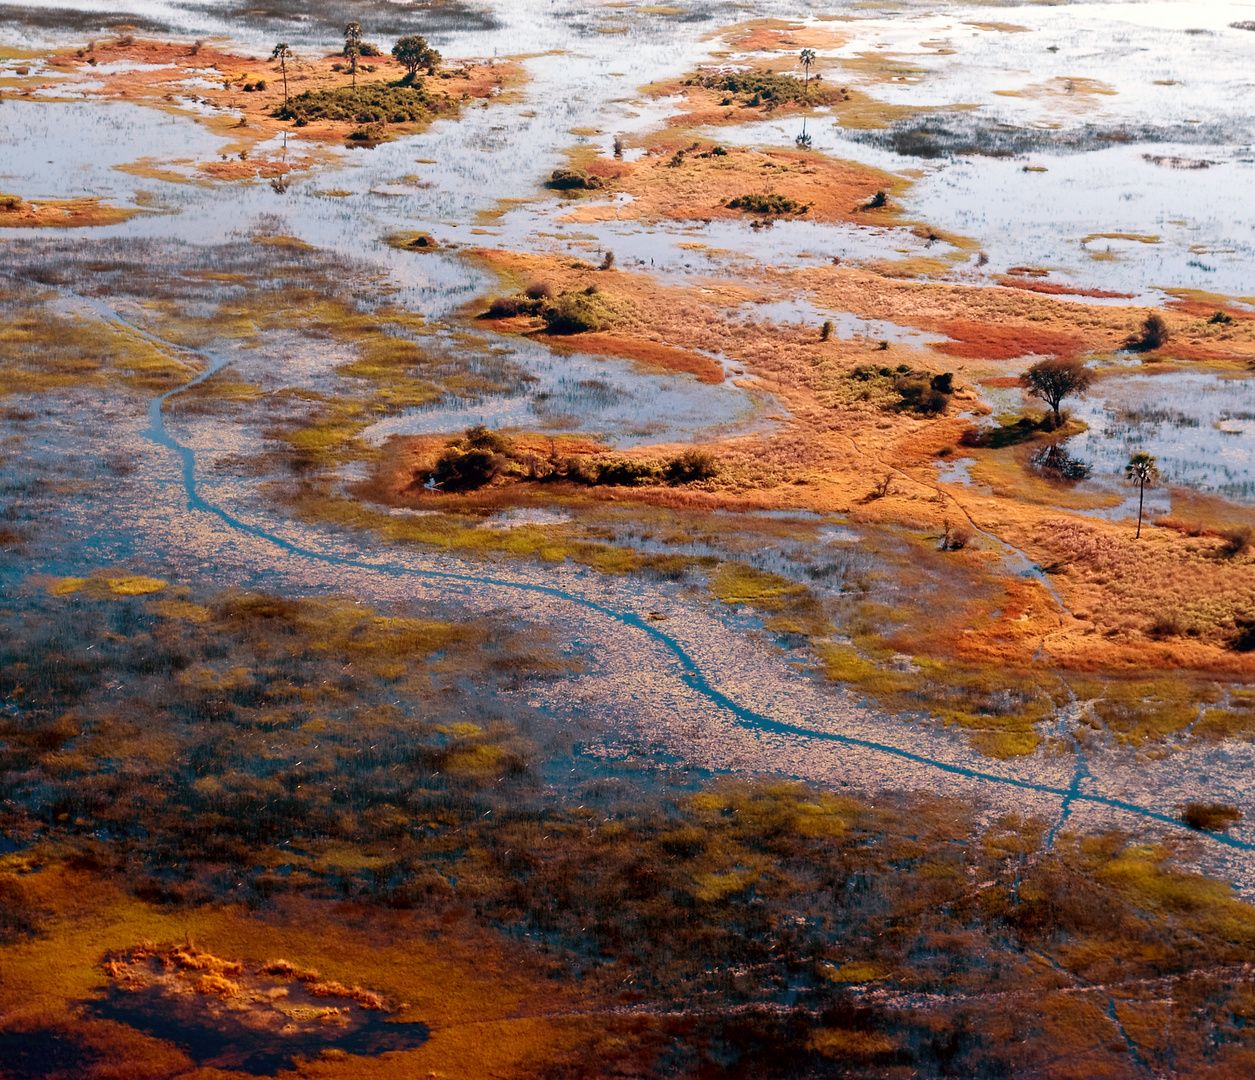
top-left (4, 0), bottom-right (1255, 886)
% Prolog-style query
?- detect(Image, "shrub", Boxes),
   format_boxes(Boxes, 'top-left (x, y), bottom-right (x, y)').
top-left (274, 82), bottom-right (438, 126)
top-left (820, 320), bottom-right (833, 341)
top-left (595, 460), bottom-right (662, 486)
top-left (940, 519), bottom-right (973, 551)
top-left (695, 71), bottom-right (842, 107)
top-left (482, 295), bottom-right (544, 319)
top-left (460, 424), bottom-right (513, 456)
top-left (547, 168), bottom-right (602, 191)
top-left (524, 281), bottom-right (553, 300)
top-left (543, 289), bottom-right (623, 334)
top-left (432, 447), bottom-right (506, 491)
top-left (865, 190), bottom-right (888, 209)
top-left (1210, 310), bottom-right (1233, 325)
top-left (1222, 525), bottom-right (1252, 556)
top-left (727, 193), bottom-right (808, 216)
top-left (1181, 802), bottom-right (1242, 832)
top-left (1127, 312), bottom-right (1169, 352)
top-left (666, 449), bottom-right (718, 484)
top-left (895, 374), bottom-right (949, 414)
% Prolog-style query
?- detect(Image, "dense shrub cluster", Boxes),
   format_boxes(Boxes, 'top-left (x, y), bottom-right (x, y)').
top-left (691, 71), bottom-right (843, 108)
top-left (481, 284), bottom-right (632, 335)
top-left (547, 167), bottom-right (604, 190)
top-left (727, 193), bottom-right (809, 216)
top-left (421, 426), bottom-right (719, 492)
top-left (274, 82), bottom-right (442, 127)
top-left (849, 363), bottom-right (953, 415)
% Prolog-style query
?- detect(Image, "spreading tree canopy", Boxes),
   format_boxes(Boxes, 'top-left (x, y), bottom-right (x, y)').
top-left (393, 35), bottom-right (441, 77)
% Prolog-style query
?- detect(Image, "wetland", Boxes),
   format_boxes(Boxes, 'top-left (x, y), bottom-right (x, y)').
top-left (4, 2), bottom-right (1255, 1078)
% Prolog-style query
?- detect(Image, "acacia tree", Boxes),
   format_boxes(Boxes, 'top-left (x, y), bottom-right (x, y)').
top-left (1021, 356), bottom-right (1093, 427)
top-left (344, 21), bottom-right (362, 88)
top-left (270, 42), bottom-right (292, 110)
top-left (800, 47), bottom-right (816, 87)
top-left (392, 35), bottom-right (441, 78)
top-left (1125, 451), bottom-right (1160, 539)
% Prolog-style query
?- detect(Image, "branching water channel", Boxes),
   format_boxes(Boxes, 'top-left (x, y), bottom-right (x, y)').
top-left (86, 282), bottom-right (1246, 870)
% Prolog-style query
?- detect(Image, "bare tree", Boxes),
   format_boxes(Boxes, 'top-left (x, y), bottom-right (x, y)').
top-left (1125, 451), bottom-right (1160, 539)
top-left (1021, 357), bottom-right (1093, 427)
top-left (270, 42), bottom-right (292, 110)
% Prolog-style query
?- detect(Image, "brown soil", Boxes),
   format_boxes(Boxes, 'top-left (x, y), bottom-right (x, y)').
top-left (569, 144), bottom-right (902, 227)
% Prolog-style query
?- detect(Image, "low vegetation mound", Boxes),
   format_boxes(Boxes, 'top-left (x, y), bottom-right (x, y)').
top-left (419, 426), bottom-right (719, 492)
top-left (1181, 801), bottom-right (1242, 831)
top-left (547, 167), bottom-right (603, 191)
top-left (691, 70), bottom-right (843, 108)
top-left (274, 81), bottom-right (442, 127)
top-left (481, 284), bottom-right (635, 335)
top-left (847, 364), bottom-right (954, 415)
top-left (726, 193), bottom-right (809, 216)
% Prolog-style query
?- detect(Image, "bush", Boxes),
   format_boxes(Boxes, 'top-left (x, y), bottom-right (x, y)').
top-left (695, 71), bottom-right (842, 107)
top-left (543, 289), bottom-right (623, 334)
top-left (865, 190), bottom-right (888, 209)
top-left (940, 519), bottom-right (973, 551)
top-left (1222, 525), bottom-right (1252, 556)
top-left (1181, 802), bottom-right (1242, 832)
top-left (1127, 312), bottom-right (1169, 352)
top-left (461, 424), bottom-right (513, 456)
top-left (524, 281), bottom-right (553, 300)
top-left (547, 168), bottom-right (603, 191)
top-left (432, 447), bottom-right (506, 491)
top-left (727, 193), bottom-right (808, 216)
top-left (894, 374), bottom-right (949, 414)
top-left (666, 449), bottom-right (718, 484)
top-left (274, 82), bottom-right (439, 126)
top-left (482, 295), bottom-right (544, 319)
top-left (595, 460), bottom-right (662, 486)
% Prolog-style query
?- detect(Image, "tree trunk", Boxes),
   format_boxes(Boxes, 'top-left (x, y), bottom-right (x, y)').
top-left (1136, 479), bottom-right (1144, 538)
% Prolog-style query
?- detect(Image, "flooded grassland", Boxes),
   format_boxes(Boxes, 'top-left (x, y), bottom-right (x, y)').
top-left (5, 2), bottom-right (1255, 1078)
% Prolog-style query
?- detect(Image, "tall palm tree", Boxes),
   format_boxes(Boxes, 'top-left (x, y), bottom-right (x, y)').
top-left (800, 48), bottom-right (816, 87)
top-left (270, 42), bottom-right (292, 111)
top-left (1125, 451), bottom-right (1160, 539)
top-left (344, 21), bottom-right (362, 89)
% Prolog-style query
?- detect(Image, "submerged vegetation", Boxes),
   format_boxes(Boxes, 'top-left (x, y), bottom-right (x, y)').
top-left (6, 583), bottom-right (1255, 1076)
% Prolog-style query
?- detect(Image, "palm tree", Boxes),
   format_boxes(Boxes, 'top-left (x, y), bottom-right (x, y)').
top-left (1125, 452), bottom-right (1160, 539)
top-left (270, 42), bottom-right (292, 111)
top-left (344, 21), bottom-right (362, 89)
top-left (800, 48), bottom-right (816, 87)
